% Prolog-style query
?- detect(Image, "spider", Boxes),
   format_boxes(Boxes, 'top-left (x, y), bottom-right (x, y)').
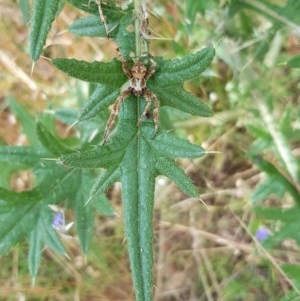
top-left (103, 57), bottom-right (159, 142)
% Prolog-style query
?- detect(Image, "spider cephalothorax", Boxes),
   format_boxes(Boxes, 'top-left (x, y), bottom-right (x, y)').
top-left (103, 57), bottom-right (159, 142)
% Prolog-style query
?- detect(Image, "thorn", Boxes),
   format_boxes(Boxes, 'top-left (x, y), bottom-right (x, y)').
top-left (198, 196), bottom-right (209, 210)
top-left (31, 277), bottom-right (36, 288)
top-left (30, 61), bottom-right (35, 76)
top-left (84, 195), bottom-right (93, 206)
top-left (66, 120), bottom-right (79, 132)
top-left (41, 157), bottom-right (59, 161)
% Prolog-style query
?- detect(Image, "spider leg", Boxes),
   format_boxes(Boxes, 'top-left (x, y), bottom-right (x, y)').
top-left (138, 88), bottom-right (160, 134)
top-left (151, 91), bottom-right (160, 134)
top-left (138, 92), bottom-right (152, 126)
top-left (144, 57), bottom-right (156, 81)
top-left (103, 89), bottom-right (131, 142)
top-left (119, 56), bottom-right (132, 79)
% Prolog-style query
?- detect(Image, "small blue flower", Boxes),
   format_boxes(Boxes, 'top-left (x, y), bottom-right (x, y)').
top-left (255, 226), bottom-right (270, 241)
top-left (49, 205), bottom-right (74, 234)
top-left (52, 211), bottom-right (65, 229)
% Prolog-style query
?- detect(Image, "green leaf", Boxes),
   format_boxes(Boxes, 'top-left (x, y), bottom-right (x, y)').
top-left (150, 131), bottom-right (206, 158)
top-left (58, 144), bottom-right (124, 168)
top-left (66, 0), bottom-right (117, 15)
top-left (52, 42), bottom-right (215, 301)
top-left (41, 217), bottom-right (67, 255)
top-left (255, 207), bottom-right (300, 247)
top-left (0, 202), bottom-right (40, 254)
top-left (114, 11), bottom-right (135, 59)
top-left (8, 96), bottom-right (39, 145)
top-left (38, 167), bottom-right (79, 204)
top-left (66, 0), bottom-right (98, 14)
top-left (151, 85), bottom-right (212, 117)
top-left (121, 133), bottom-right (156, 301)
top-left (251, 156), bottom-right (300, 203)
top-left (0, 146), bottom-right (49, 166)
top-left (281, 264), bottom-right (300, 290)
top-left (156, 157), bottom-right (199, 197)
top-left (152, 47), bottom-right (215, 85)
top-left (19, 0), bottom-right (31, 24)
top-left (78, 84), bottom-right (119, 121)
top-left (252, 177), bottom-right (285, 203)
top-left (52, 58), bottom-right (127, 86)
top-left (75, 172), bottom-right (95, 253)
top-left (67, 0), bottom-right (133, 46)
top-left (75, 195), bottom-right (94, 253)
top-left (185, 1), bottom-right (209, 26)
top-left (36, 121), bottom-right (69, 156)
top-left (254, 206), bottom-right (282, 220)
top-left (0, 187), bottom-right (40, 210)
top-left (89, 166), bottom-right (122, 201)
top-left (28, 224), bottom-right (43, 280)
top-left (68, 15), bottom-right (118, 37)
top-left (287, 55), bottom-right (300, 69)
top-left (93, 195), bottom-right (115, 216)
top-left (29, 0), bottom-right (61, 61)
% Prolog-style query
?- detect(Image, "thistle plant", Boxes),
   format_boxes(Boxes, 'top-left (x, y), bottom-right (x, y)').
top-left (0, 1), bottom-right (215, 300)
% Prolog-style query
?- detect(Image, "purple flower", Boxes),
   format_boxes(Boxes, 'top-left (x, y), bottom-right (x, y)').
top-left (49, 205), bottom-right (74, 234)
top-left (52, 211), bottom-right (64, 229)
top-left (255, 226), bottom-right (270, 241)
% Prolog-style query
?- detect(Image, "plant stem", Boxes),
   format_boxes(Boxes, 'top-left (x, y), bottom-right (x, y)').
top-left (134, 0), bottom-right (141, 57)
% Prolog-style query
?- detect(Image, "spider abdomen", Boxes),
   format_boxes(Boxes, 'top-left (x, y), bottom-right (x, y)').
top-left (130, 77), bottom-right (146, 95)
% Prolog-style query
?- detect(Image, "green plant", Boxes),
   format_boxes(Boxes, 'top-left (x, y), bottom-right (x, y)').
top-left (0, 1), bottom-right (215, 300)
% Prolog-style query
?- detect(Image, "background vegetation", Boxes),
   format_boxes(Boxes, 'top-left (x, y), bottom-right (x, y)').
top-left (0, 0), bottom-right (299, 300)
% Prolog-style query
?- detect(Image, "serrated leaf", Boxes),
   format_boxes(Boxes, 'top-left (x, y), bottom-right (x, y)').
top-left (255, 206), bottom-right (300, 247)
top-left (73, 171), bottom-right (95, 253)
top-left (152, 47), bottom-right (215, 85)
top-left (38, 166), bottom-right (79, 204)
top-left (78, 84), bottom-right (119, 121)
top-left (0, 146), bottom-right (49, 166)
top-left (252, 177), bottom-right (286, 203)
top-left (121, 134), bottom-right (156, 301)
top-left (36, 121), bottom-right (69, 156)
top-left (89, 166), bottom-right (122, 201)
top-left (29, 0), bottom-right (61, 61)
top-left (28, 224), bottom-right (43, 280)
top-left (151, 85), bottom-right (212, 117)
top-left (251, 156), bottom-right (300, 203)
top-left (51, 40), bottom-right (215, 301)
top-left (0, 187), bottom-right (41, 211)
top-left (151, 130), bottom-right (206, 158)
top-left (66, 0), bottom-right (98, 14)
top-left (66, 0), bottom-right (119, 16)
top-left (93, 195), bottom-right (115, 216)
top-left (8, 96), bottom-right (39, 145)
top-left (69, 15), bottom-right (117, 37)
top-left (52, 58), bottom-right (127, 86)
top-left (54, 108), bottom-right (78, 125)
top-left (67, 0), bottom-right (132, 44)
top-left (0, 202), bottom-right (40, 254)
top-left (75, 191), bottom-right (94, 253)
top-left (39, 205), bottom-right (67, 255)
top-left (115, 12), bottom-right (135, 59)
top-left (156, 157), bottom-right (199, 197)
top-left (248, 138), bottom-right (272, 156)
top-left (59, 144), bottom-right (124, 168)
